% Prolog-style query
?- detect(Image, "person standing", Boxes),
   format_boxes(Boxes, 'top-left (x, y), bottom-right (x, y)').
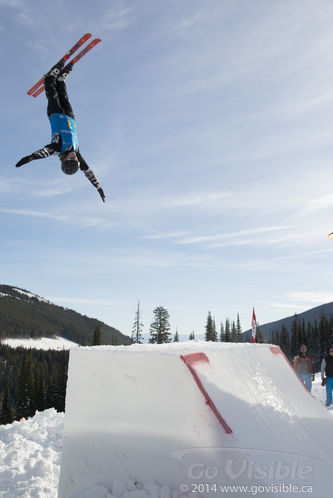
top-left (293, 343), bottom-right (314, 392)
top-left (321, 346), bottom-right (333, 407)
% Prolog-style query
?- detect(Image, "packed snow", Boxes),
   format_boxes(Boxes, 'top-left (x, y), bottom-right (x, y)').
top-left (2, 336), bottom-right (78, 350)
top-left (0, 342), bottom-right (332, 497)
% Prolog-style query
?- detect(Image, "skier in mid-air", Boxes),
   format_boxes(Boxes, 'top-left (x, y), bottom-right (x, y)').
top-left (15, 61), bottom-right (105, 202)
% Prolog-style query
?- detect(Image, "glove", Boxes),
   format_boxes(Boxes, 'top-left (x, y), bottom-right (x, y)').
top-left (16, 155), bottom-right (32, 167)
top-left (97, 187), bottom-right (105, 203)
top-left (322, 378), bottom-right (327, 386)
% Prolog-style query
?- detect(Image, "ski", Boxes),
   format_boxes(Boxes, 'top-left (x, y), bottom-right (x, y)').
top-left (27, 33), bottom-right (92, 96)
top-left (31, 38), bottom-right (102, 98)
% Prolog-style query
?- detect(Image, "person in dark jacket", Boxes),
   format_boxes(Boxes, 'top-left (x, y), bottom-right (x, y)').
top-left (15, 61), bottom-right (105, 202)
top-left (293, 343), bottom-right (314, 392)
top-left (321, 345), bottom-right (333, 406)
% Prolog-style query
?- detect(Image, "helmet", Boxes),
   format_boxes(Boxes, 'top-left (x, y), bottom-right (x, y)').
top-left (61, 158), bottom-right (79, 175)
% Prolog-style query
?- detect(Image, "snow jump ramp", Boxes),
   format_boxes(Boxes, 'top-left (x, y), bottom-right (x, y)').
top-left (58, 342), bottom-right (333, 497)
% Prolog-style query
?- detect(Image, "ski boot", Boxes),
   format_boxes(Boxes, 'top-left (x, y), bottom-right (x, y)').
top-left (57, 64), bottom-right (73, 82)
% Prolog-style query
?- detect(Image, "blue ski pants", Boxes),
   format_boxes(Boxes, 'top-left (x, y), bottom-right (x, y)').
top-left (326, 376), bottom-right (333, 405)
top-left (298, 373), bottom-right (312, 392)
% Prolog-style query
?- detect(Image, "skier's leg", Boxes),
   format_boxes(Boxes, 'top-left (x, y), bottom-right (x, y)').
top-left (304, 374), bottom-right (312, 392)
top-left (326, 376), bottom-right (333, 405)
top-left (56, 79), bottom-right (75, 120)
top-left (44, 74), bottom-right (64, 117)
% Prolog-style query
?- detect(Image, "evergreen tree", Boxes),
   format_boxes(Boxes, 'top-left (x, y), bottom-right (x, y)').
top-left (236, 314), bottom-right (242, 342)
top-left (92, 324), bottom-right (102, 346)
top-left (0, 380), bottom-right (15, 424)
top-left (205, 312), bottom-right (217, 341)
top-left (173, 329), bottom-right (179, 342)
top-left (149, 306), bottom-right (171, 344)
top-left (132, 301), bottom-right (144, 344)
top-left (189, 331), bottom-right (195, 340)
top-left (231, 321), bottom-right (237, 342)
top-left (220, 322), bottom-right (225, 342)
top-left (224, 318), bottom-right (231, 342)
top-left (15, 351), bottom-right (35, 419)
top-left (279, 325), bottom-right (291, 359)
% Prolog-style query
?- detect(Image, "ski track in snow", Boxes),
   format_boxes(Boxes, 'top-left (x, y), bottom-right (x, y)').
top-left (0, 378), bottom-right (331, 497)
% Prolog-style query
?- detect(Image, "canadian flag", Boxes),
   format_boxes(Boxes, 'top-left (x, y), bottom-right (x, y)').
top-left (251, 308), bottom-right (257, 344)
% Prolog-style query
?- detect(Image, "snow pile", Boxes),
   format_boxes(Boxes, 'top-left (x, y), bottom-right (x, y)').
top-left (0, 409), bottom-right (64, 497)
top-left (0, 378), bottom-right (331, 496)
top-left (59, 342), bottom-right (333, 497)
top-left (2, 336), bottom-right (78, 350)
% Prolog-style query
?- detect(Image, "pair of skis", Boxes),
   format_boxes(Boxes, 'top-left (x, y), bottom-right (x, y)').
top-left (27, 33), bottom-right (101, 98)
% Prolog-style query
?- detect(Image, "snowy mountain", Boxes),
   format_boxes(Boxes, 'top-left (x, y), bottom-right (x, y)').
top-left (0, 284), bottom-right (131, 346)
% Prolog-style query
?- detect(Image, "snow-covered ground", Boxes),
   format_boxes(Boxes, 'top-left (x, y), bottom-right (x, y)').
top-left (2, 336), bottom-right (78, 350)
top-left (0, 365), bottom-right (332, 497)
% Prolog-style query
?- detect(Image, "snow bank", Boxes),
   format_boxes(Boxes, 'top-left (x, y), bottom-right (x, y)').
top-left (59, 342), bottom-right (333, 497)
top-left (0, 409), bottom-right (64, 497)
top-left (0, 360), bottom-right (332, 497)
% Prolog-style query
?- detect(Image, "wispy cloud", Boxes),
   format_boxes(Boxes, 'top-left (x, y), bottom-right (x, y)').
top-left (283, 291), bottom-right (333, 305)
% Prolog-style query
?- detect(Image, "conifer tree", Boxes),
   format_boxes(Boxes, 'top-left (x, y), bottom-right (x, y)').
top-left (224, 318), bottom-right (231, 342)
top-left (0, 380), bottom-right (15, 424)
top-left (173, 329), bottom-right (179, 342)
top-left (231, 321), bottom-right (237, 342)
top-left (205, 312), bottom-right (217, 341)
top-left (189, 331), bottom-right (195, 340)
top-left (92, 324), bottom-right (102, 346)
top-left (149, 306), bottom-right (171, 344)
top-left (236, 314), bottom-right (242, 342)
top-left (279, 325), bottom-right (290, 358)
top-left (220, 322), bottom-right (225, 342)
top-left (132, 301), bottom-right (144, 344)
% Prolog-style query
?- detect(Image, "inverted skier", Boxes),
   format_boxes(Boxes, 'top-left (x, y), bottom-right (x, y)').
top-left (15, 62), bottom-right (105, 202)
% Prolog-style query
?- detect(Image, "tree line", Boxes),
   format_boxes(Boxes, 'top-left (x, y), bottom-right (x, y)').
top-left (1, 307), bottom-right (332, 426)
top-left (132, 304), bottom-right (332, 372)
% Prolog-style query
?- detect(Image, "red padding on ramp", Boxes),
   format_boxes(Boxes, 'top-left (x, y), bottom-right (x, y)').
top-left (180, 353), bottom-right (233, 435)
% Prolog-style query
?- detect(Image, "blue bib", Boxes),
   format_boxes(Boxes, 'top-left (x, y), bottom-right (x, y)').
top-left (49, 113), bottom-right (79, 155)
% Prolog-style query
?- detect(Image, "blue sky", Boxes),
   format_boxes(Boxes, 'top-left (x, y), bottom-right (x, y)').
top-left (1, 0), bottom-right (333, 340)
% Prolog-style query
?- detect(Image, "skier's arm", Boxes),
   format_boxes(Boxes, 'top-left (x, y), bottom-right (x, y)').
top-left (321, 358), bottom-right (326, 380)
top-left (292, 356), bottom-right (299, 371)
top-left (77, 151), bottom-right (105, 202)
top-left (16, 143), bottom-right (59, 167)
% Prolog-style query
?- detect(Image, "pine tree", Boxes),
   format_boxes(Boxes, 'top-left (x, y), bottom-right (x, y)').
top-left (220, 322), bottom-right (225, 342)
top-left (224, 318), bottom-right (231, 342)
top-left (0, 380), bottom-right (15, 424)
top-left (92, 324), bottom-right (102, 346)
top-left (132, 301), bottom-right (144, 344)
top-left (189, 331), bottom-right (195, 340)
top-left (15, 351), bottom-right (35, 419)
top-left (173, 329), bottom-right (179, 342)
top-left (280, 325), bottom-right (291, 359)
top-left (149, 306), bottom-right (171, 344)
top-left (236, 314), bottom-right (242, 342)
top-left (205, 312), bottom-right (217, 341)
top-left (231, 321), bottom-right (237, 342)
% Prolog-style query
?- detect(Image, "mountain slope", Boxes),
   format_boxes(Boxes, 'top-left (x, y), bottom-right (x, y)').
top-left (0, 284), bottom-right (131, 346)
top-left (243, 301), bottom-right (333, 341)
